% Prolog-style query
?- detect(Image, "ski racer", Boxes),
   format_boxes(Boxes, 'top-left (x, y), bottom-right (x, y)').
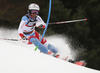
top-left (18, 3), bottom-right (60, 58)
top-left (18, 3), bottom-right (87, 66)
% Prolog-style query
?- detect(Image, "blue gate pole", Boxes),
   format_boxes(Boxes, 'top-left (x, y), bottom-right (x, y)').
top-left (35, 0), bottom-right (52, 51)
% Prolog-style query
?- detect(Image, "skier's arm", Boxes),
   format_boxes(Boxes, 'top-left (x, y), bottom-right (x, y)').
top-left (36, 16), bottom-right (46, 28)
top-left (18, 16), bottom-right (28, 39)
top-left (36, 22), bottom-right (46, 28)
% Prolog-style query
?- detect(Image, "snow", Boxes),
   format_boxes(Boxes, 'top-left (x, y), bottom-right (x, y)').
top-left (0, 29), bottom-right (100, 73)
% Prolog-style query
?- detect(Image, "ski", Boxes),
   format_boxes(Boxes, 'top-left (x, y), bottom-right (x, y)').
top-left (75, 60), bottom-right (87, 67)
top-left (64, 56), bottom-right (87, 67)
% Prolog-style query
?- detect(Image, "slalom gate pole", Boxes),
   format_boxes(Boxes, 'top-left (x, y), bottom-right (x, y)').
top-left (34, 0), bottom-right (52, 51)
top-left (0, 38), bottom-right (19, 41)
top-left (49, 18), bottom-right (88, 25)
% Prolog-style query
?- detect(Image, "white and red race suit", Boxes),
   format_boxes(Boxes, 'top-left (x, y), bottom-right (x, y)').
top-left (18, 14), bottom-right (47, 44)
top-left (18, 14), bottom-right (58, 54)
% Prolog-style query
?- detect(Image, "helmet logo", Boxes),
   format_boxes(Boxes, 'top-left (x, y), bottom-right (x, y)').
top-left (28, 3), bottom-right (40, 11)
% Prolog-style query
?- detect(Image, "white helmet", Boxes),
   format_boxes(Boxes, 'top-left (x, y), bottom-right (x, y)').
top-left (28, 3), bottom-right (40, 11)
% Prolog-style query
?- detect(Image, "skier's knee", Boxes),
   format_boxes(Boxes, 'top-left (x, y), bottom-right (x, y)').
top-left (30, 38), bottom-right (39, 46)
top-left (41, 38), bottom-right (47, 44)
top-left (30, 37), bottom-right (48, 54)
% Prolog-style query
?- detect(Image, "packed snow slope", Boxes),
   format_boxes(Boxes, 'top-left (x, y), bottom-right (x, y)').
top-left (0, 39), bottom-right (100, 73)
top-left (0, 29), bottom-right (100, 73)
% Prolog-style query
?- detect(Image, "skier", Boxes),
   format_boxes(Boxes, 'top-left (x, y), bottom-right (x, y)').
top-left (18, 3), bottom-right (60, 58)
top-left (17, 3), bottom-right (87, 66)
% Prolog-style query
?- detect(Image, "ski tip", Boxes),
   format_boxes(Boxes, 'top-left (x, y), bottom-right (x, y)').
top-left (75, 60), bottom-right (87, 67)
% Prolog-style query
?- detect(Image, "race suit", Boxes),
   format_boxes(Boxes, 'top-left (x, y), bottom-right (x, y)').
top-left (18, 14), bottom-right (58, 54)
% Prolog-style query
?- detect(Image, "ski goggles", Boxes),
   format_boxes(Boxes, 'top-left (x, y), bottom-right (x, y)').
top-left (31, 10), bottom-right (38, 14)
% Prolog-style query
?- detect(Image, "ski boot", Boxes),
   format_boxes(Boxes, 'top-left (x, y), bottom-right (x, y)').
top-left (47, 51), bottom-right (52, 55)
top-left (53, 53), bottom-right (60, 58)
top-left (65, 56), bottom-right (75, 63)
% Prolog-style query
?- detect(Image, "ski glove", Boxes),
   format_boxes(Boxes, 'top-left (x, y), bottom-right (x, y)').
top-left (39, 24), bottom-right (43, 27)
top-left (36, 22), bottom-right (46, 28)
top-left (22, 36), bottom-right (28, 40)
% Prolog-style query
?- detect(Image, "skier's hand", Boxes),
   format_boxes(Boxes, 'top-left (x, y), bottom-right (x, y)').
top-left (22, 36), bottom-right (27, 40)
top-left (36, 22), bottom-right (46, 28)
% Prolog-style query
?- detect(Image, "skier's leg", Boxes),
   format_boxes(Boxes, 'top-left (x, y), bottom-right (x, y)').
top-left (35, 30), bottom-right (60, 57)
top-left (43, 42), bottom-right (58, 54)
top-left (29, 36), bottom-right (48, 54)
top-left (35, 31), bottom-right (39, 40)
top-left (35, 31), bottom-right (47, 44)
top-left (39, 36), bottom-right (60, 57)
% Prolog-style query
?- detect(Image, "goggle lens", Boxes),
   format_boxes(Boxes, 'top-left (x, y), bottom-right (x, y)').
top-left (31, 10), bottom-right (38, 14)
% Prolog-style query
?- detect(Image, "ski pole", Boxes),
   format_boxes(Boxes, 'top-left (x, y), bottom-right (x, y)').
top-left (49, 18), bottom-right (88, 25)
top-left (0, 38), bottom-right (19, 41)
